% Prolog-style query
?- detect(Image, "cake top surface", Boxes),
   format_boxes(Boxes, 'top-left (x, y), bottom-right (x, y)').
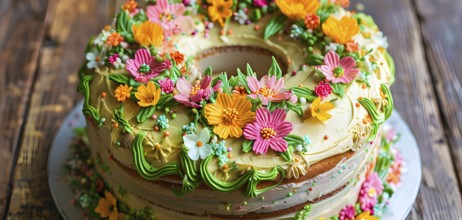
top-left (79, 0), bottom-right (395, 197)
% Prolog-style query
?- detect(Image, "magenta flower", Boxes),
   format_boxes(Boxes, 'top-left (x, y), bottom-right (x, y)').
top-left (247, 75), bottom-right (292, 105)
top-left (339, 204), bottom-right (356, 220)
top-left (244, 108), bottom-right (293, 154)
top-left (359, 172), bottom-right (384, 214)
top-left (174, 76), bottom-right (213, 108)
top-left (254, 0), bottom-right (268, 7)
top-left (317, 50), bottom-right (359, 84)
top-left (125, 49), bottom-right (167, 83)
top-left (158, 78), bottom-right (174, 94)
top-left (314, 81), bottom-right (332, 100)
top-left (146, 0), bottom-right (194, 38)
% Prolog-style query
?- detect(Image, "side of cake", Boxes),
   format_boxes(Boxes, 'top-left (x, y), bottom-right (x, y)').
top-left (74, 0), bottom-right (398, 219)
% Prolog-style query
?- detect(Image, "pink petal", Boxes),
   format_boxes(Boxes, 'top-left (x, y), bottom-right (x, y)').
top-left (176, 77), bottom-right (192, 95)
top-left (200, 76), bottom-right (211, 89)
top-left (272, 78), bottom-right (285, 91)
top-left (253, 139), bottom-right (269, 154)
top-left (174, 94), bottom-right (190, 103)
top-left (319, 65), bottom-right (334, 79)
top-left (256, 108), bottom-right (270, 124)
top-left (324, 50), bottom-right (340, 68)
top-left (135, 49), bottom-right (152, 65)
top-left (340, 69), bottom-right (359, 83)
top-left (266, 75), bottom-right (276, 88)
top-left (270, 109), bottom-right (286, 125)
top-left (126, 59), bottom-right (139, 77)
top-left (327, 75), bottom-right (341, 83)
top-left (247, 76), bottom-right (260, 92)
top-left (260, 96), bottom-right (270, 105)
top-left (269, 138), bottom-right (288, 152)
top-left (151, 61), bottom-right (167, 74)
top-left (157, 0), bottom-right (169, 10)
top-left (275, 122), bottom-right (293, 138)
top-left (259, 75), bottom-right (269, 87)
top-left (244, 123), bottom-right (260, 140)
top-left (340, 57), bottom-right (357, 69)
top-left (271, 91), bottom-right (291, 102)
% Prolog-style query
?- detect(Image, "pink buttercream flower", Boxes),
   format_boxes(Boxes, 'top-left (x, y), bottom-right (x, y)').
top-left (244, 108), bottom-right (293, 154)
top-left (147, 0), bottom-right (194, 38)
top-left (247, 75), bottom-right (292, 105)
top-left (339, 204), bottom-right (356, 220)
top-left (254, 0), bottom-right (268, 7)
top-left (314, 81), bottom-right (332, 100)
top-left (125, 49), bottom-right (167, 83)
top-left (174, 76), bottom-right (213, 108)
top-left (158, 78), bottom-right (174, 94)
top-left (108, 54), bottom-right (119, 64)
top-left (359, 172), bottom-right (384, 214)
top-left (317, 50), bottom-right (359, 84)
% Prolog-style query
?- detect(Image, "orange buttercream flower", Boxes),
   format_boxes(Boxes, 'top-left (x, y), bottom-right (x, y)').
top-left (275, 0), bottom-right (320, 21)
top-left (122, 0), bottom-right (138, 13)
top-left (132, 21), bottom-right (164, 47)
top-left (322, 16), bottom-right (359, 44)
top-left (114, 84), bottom-right (132, 102)
top-left (135, 81), bottom-right (161, 107)
top-left (106, 32), bottom-right (124, 46)
top-left (208, 0), bottom-right (233, 27)
top-left (94, 191), bottom-right (118, 220)
top-left (204, 93), bottom-right (255, 139)
top-left (170, 51), bottom-right (185, 64)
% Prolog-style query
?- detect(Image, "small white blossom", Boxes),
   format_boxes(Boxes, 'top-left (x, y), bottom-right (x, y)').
top-left (183, 129), bottom-right (213, 161)
top-left (233, 10), bottom-right (248, 25)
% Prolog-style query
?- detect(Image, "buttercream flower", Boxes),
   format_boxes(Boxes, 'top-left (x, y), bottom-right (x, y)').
top-left (244, 108), bottom-right (293, 154)
top-left (287, 157), bottom-right (306, 179)
top-left (114, 84), bottom-right (132, 102)
top-left (359, 172), bottom-right (383, 214)
top-left (314, 81), bottom-right (332, 100)
top-left (346, 40), bottom-right (359, 52)
top-left (234, 9), bottom-right (249, 25)
top-left (158, 78), bottom-right (174, 93)
top-left (126, 48), bottom-right (167, 83)
top-left (94, 191), bottom-right (118, 220)
top-left (208, 0), bottom-right (233, 27)
top-left (174, 77), bottom-right (213, 108)
top-left (354, 211), bottom-right (378, 220)
top-left (322, 16), bottom-right (359, 44)
top-left (335, 0), bottom-right (350, 8)
top-left (247, 75), bottom-right (292, 105)
top-left (339, 204), bottom-right (356, 220)
top-left (132, 21), bottom-right (164, 47)
top-left (317, 50), bottom-right (359, 84)
top-left (147, 0), bottom-right (193, 37)
top-left (183, 128), bottom-right (213, 161)
top-left (304, 14), bottom-right (320, 29)
top-left (145, 138), bottom-right (175, 163)
top-left (105, 32), bottom-right (124, 46)
top-left (204, 93), bottom-right (255, 139)
top-left (169, 51), bottom-right (185, 64)
top-left (310, 97), bottom-right (334, 122)
top-left (254, 0), bottom-right (268, 7)
top-left (85, 52), bottom-right (104, 69)
top-left (275, 0), bottom-right (320, 21)
top-left (135, 81), bottom-right (161, 107)
top-left (122, 0), bottom-right (139, 16)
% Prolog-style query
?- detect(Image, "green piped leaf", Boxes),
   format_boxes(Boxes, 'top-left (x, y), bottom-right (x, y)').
top-left (109, 74), bottom-right (130, 85)
top-left (237, 68), bottom-right (251, 94)
top-left (242, 140), bottom-right (254, 153)
top-left (204, 66), bottom-right (213, 76)
top-left (381, 84), bottom-right (394, 120)
top-left (268, 57), bottom-right (282, 79)
top-left (113, 106), bottom-right (132, 133)
top-left (264, 15), bottom-right (289, 40)
top-left (290, 87), bottom-right (317, 102)
top-left (116, 9), bottom-right (135, 43)
top-left (306, 54), bottom-right (324, 65)
top-left (136, 106), bottom-right (156, 123)
top-left (77, 75), bottom-right (102, 124)
top-left (246, 63), bottom-right (256, 77)
top-left (284, 134), bottom-right (304, 147)
top-left (280, 145), bottom-right (293, 163)
top-left (286, 102), bottom-right (303, 117)
top-left (331, 83), bottom-right (346, 98)
top-left (156, 94), bottom-right (178, 109)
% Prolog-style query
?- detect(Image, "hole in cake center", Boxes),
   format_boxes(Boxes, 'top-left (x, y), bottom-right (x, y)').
top-left (195, 46), bottom-right (288, 77)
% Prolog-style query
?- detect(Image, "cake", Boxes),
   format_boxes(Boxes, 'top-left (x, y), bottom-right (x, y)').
top-left (71, 0), bottom-right (402, 219)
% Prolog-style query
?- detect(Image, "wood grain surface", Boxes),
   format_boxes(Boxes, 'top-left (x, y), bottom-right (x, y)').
top-left (1, 0), bottom-right (462, 219)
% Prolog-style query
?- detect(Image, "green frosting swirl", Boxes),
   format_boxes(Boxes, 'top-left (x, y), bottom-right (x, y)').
top-left (77, 75), bottom-right (102, 124)
top-left (381, 84), bottom-right (394, 120)
top-left (132, 132), bottom-right (183, 180)
top-left (384, 52), bottom-right (395, 84)
top-left (113, 106), bottom-right (132, 133)
top-left (359, 97), bottom-right (383, 141)
top-left (200, 155), bottom-right (285, 197)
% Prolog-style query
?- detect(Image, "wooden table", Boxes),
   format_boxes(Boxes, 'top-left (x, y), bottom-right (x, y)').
top-left (1, 0), bottom-right (462, 219)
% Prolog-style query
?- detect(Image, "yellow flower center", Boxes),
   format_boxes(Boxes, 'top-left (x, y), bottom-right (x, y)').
top-left (257, 87), bottom-right (274, 97)
top-left (196, 141), bottom-right (203, 147)
top-left (223, 108), bottom-right (239, 125)
top-left (191, 85), bottom-right (201, 95)
top-left (160, 13), bottom-right (173, 21)
top-left (367, 188), bottom-right (376, 197)
top-left (333, 67), bottom-right (345, 77)
top-left (260, 127), bottom-right (277, 140)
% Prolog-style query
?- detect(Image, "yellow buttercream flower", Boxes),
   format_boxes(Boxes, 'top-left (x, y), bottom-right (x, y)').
top-left (322, 16), bottom-right (360, 44)
top-left (114, 84), bottom-right (132, 102)
top-left (208, 0), bottom-right (233, 27)
top-left (204, 93), bottom-right (255, 139)
top-left (355, 211), bottom-right (379, 220)
top-left (310, 98), bottom-right (334, 122)
top-left (135, 81), bottom-right (161, 107)
top-left (132, 21), bottom-right (164, 47)
top-left (275, 0), bottom-right (320, 21)
top-left (94, 191), bottom-right (118, 220)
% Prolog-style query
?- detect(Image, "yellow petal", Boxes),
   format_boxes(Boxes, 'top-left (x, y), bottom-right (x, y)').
top-left (216, 93), bottom-right (233, 108)
top-left (315, 111), bottom-right (332, 122)
top-left (214, 124), bottom-right (230, 139)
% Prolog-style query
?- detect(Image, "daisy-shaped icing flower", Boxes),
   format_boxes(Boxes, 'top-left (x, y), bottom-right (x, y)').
top-left (174, 76), bottom-right (213, 108)
top-left (310, 97), bottom-right (334, 122)
top-left (247, 75), bottom-right (291, 105)
top-left (134, 81), bottom-right (161, 107)
top-left (183, 129), bottom-right (213, 161)
top-left (317, 50), bottom-right (359, 84)
top-left (243, 108), bottom-right (293, 154)
top-left (146, 0), bottom-right (194, 37)
top-left (126, 48), bottom-right (167, 83)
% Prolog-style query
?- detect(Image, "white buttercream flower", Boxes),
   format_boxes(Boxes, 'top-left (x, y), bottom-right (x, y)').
top-left (183, 129), bottom-right (213, 161)
top-left (233, 10), bottom-right (248, 25)
top-left (85, 52), bottom-right (104, 69)
top-left (93, 29), bottom-right (111, 46)
top-left (325, 43), bottom-right (339, 52)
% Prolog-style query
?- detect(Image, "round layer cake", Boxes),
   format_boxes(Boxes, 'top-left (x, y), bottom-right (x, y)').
top-left (78, 0), bottom-right (395, 219)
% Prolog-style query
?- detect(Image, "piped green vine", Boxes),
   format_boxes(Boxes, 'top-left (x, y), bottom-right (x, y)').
top-left (77, 75), bottom-right (102, 125)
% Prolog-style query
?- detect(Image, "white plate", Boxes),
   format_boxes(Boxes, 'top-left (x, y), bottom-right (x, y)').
top-left (48, 100), bottom-right (421, 220)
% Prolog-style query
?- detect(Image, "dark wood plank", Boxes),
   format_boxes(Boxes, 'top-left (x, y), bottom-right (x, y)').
top-left (415, 0), bottom-right (462, 192)
top-left (0, 0), bottom-right (49, 217)
top-left (351, 0), bottom-right (462, 219)
top-left (6, 0), bottom-right (110, 218)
